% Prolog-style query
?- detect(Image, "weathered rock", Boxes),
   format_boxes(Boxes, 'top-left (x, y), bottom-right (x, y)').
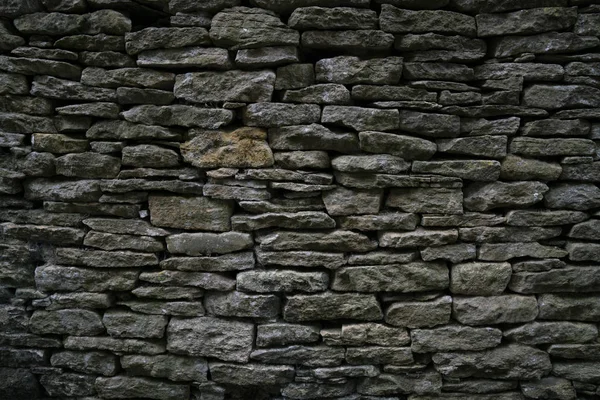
top-left (475, 63), bottom-right (564, 81)
top-left (258, 230), bottom-right (376, 252)
top-left (1, 222), bottom-right (84, 245)
top-left (338, 212), bottom-right (419, 231)
top-left (181, 127), bottom-right (273, 169)
top-left (359, 131), bottom-right (437, 160)
top-left (0, 55), bottom-right (81, 80)
top-left (413, 160), bottom-right (500, 181)
top-left (316, 56), bottom-right (403, 85)
top-left (55, 152), bottom-right (120, 179)
top-left (404, 62), bottom-right (475, 81)
top-left (522, 119), bottom-right (590, 137)
top-left (56, 248), bottom-right (158, 267)
top-left (244, 103), bottom-right (321, 127)
top-left (139, 270), bottom-right (235, 291)
top-left (30, 309), bottom-right (104, 335)
top-left (437, 135), bottom-right (507, 158)
top-left (210, 363), bottom-right (294, 386)
top-left (539, 294), bottom-right (600, 322)
top-left (269, 124), bottom-right (359, 152)
top-left (289, 6), bottom-right (377, 29)
top-left (477, 7), bottom-right (577, 37)
top-left (347, 346), bottom-right (413, 365)
top-left (103, 310), bottom-right (167, 339)
top-left (520, 377), bottom-right (577, 400)
top-left (357, 371), bottom-right (442, 396)
top-left (256, 323), bottom-right (320, 347)
top-left (433, 344), bottom-right (552, 380)
top-left (35, 265), bottom-right (139, 292)
top-left (235, 46), bottom-right (299, 68)
top-left (256, 249), bottom-right (345, 270)
top-left (32, 133), bottom-right (88, 154)
top-left (322, 106), bottom-right (399, 131)
top-left (63, 336), bottom-right (165, 355)
top-left (122, 105), bottom-right (234, 129)
top-left (412, 325), bottom-right (502, 353)
top-left (232, 212), bottom-right (334, 230)
top-left (149, 196), bottom-right (233, 231)
top-left (81, 67), bottom-right (174, 90)
top-left (32, 75), bottom-right (116, 101)
top-left (87, 120), bottom-right (182, 140)
top-left (387, 188), bottom-right (463, 214)
top-left (275, 63), bottom-right (314, 90)
top-left (510, 137), bottom-right (595, 157)
top-left (24, 179), bottom-right (101, 202)
top-left (479, 242), bottom-right (568, 261)
top-left (274, 151), bottom-right (330, 170)
top-left (124, 27), bottom-right (210, 55)
top-left (379, 229), bottom-right (458, 248)
top-left (566, 242), bottom-right (600, 262)
top-left (421, 243), bottom-right (476, 263)
top-left (510, 266), bottom-right (600, 293)
top-left (569, 220), bottom-right (600, 240)
top-left (210, 7), bottom-right (299, 50)
top-left (284, 292), bottom-right (383, 322)
top-left (340, 322), bottom-right (410, 346)
top-left (385, 296), bottom-right (452, 328)
top-left (84, 232), bottom-right (161, 252)
top-left (464, 181), bottom-right (548, 212)
top-left (451, 262), bottom-right (512, 295)
top-left (453, 295), bottom-right (538, 325)
top-left (96, 376), bottom-right (189, 400)
top-left (121, 354), bottom-right (207, 382)
top-left (166, 232), bottom-right (253, 255)
top-left (167, 317), bottom-right (254, 362)
top-left (82, 218), bottom-right (168, 236)
top-left (500, 155), bottom-right (562, 181)
top-left (399, 110), bottom-right (460, 138)
top-left (175, 71), bottom-right (274, 103)
top-left (131, 286), bottom-right (203, 300)
top-left (250, 345), bottom-right (345, 367)
top-left (504, 321), bottom-right (597, 346)
top-left (39, 373), bottom-right (95, 397)
top-left (380, 4), bottom-right (476, 36)
top-left (282, 84), bottom-right (350, 105)
top-left (332, 261), bottom-right (448, 292)
top-left (50, 351), bottom-right (118, 376)
top-left (545, 183), bottom-right (600, 210)
top-left (459, 226), bottom-right (561, 243)
top-left (204, 291), bottom-right (280, 318)
top-left (302, 29), bottom-right (394, 52)
top-left (321, 187), bottom-right (382, 216)
top-left (493, 32), bottom-right (599, 58)
top-left (561, 162), bottom-right (600, 182)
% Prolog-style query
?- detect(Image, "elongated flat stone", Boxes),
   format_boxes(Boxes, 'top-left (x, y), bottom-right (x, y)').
top-left (284, 292), bottom-right (382, 322)
top-left (258, 230), bottom-right (376, 252)
top-left (453, 295), bottom-right (539, 325)
top-left (175, 70), bottom-right (274, 103)
top-left (122, 105), bottom-right (234, 129)
top-left (166, 232), bottom-right (253, 255)
top-left (476, 7), bottom-right (577, 37)
top-left (380, 4), bottom-right (476, 36)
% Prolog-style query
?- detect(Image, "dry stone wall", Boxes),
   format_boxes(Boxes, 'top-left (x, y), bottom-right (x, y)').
top-left (1, 0), bottom-right (600, 399)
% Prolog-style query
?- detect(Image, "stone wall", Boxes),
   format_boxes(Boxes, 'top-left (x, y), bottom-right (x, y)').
top-left (1, 0), bottom-right (600, 399)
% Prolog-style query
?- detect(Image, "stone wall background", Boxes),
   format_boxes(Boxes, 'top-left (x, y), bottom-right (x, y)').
top-left (1, 0), bottom-right (600, 399)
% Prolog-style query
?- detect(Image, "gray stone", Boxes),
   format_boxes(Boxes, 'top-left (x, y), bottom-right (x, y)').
top-left (39, 373), bottom-right (95, 397)
top-left (504, 321), bottom-right (597, 345)
top-left (322, 106), bottom-right (399, 131)
top-left (357, 371), bottom-right (442, 396)
top-left (0, 73), bottom-right (28, 95)
top-left (175, 70), bottom-right (274, 103)
top-left (58, 102), bottom-right (120, 119)
top-left (125, 27), bottom-right (210, 55)
top-left (510, 266), bottom-right (600, 293)
top-left (80, 51), bottom-right (135, 68)
top-left (149, 196), bottom-right (233, 231)
top-left (477, 7), bottom-right (577, 37)
top-left (244, 103), bottom-right (321, 127)
top-left (566, 242), bottom-right (600, 262)
top-left (35, 265), bottom-right (139, 292)
top-left (493, 32), bottom-right (599, 58)
top-left (204, 291), bottom-right (280, 319)
top-left (274, 151), bottom-right (330, 170)
top-left (30, 309), bottom-right (104, 335)
top-left (474, 63), bottom-right (564, 81)
top-left (132, 286), bottom-right (204, 300)
top-left (452, 295), bottom-right (538, 325)
top-left (352, 84), bottom-right (436, 102)
top-left (0, 112), bottom-right (54, 133)
top-left (55, 152), bottom-right (120, 179)
top-left (56, 248), bottom-right (158, 267)
top-left (340, 322), bottom-right (410, 346)
top-left (1, 223), bottom-right (84, 245)
top-left (433, 344), bottom-right (551, 380)
top-left (561, 162), bottom-right (600, 182)
top-left (396, 33), bottom-right (486, 63)
top-left (169, 0), bottom-right (241, 13)
top-left (103, 310), bottom-right (167, 339)
top-left (451, 262), bottom-right (512, 295)
top-left (116, 87), bottom-right (175, 105)
top-left (32, 75), bottom-right (116, 101)
top-left (380, 4), bottom-right (476, 36)
top-left (13, 12), bottom-right (84, 35)
top-left (322, 187), bottom-right (382, 216)
top-left (255, 249), bottom-right (345, 270)
top-left (269, 124), bottom-right (359, 152)
top-left (569, 220), bottom-right (600, 240)
top-left (539, 294), bottom-right (600, 322)
top-left (524, 84), bottom-right (600, 110)
top-left (37, 292), bottom-right (113, 311)
top-left (121, 354), bottom-right (207, 382)
top-left (182, 127), bottom-right (273, 168)
top-left (399, 110), bottom-right (460, 138)
top-left (387, 188), bottom-right (463, 214)
top-left (379, 229), bottom-right (458, 248)
top-left (338, 212), bottom-right (419, 231)
top-left (347, 346), bottom-right (413, 365)
top-left (548, 344), bottom-right (600, 360)
top-left (235, 46), bottom-right (298, 68)
top-left (464, 181), bottom-right (548, 212)
top-left (282, 84), bottom-right (350, 105)
top-left (139, 270), bottom-right (235, 291)
top-left (82, 218), bottom-right (168, 236)
top-left (332, 261), bottom-right (448, 293)
top-left (437, 135), bottom-right (507, 158)
top-left (545, 183), bottom-right (600, 210)
top-left (122, 105), bottom-right (234, 129)
top-left (302, 29), bottom-right (394, 52)
top-left (462, 118), bottom-right (521, 137)
top-left (210, 7), bottom-right (299, 50)
top-left (256, 323), bottom-right (320, 347)
top-left (51, 351), bottom-right (118, 376)
top-left (479, 242), bottom-right (568, 261)
top-left (96, 376), bottom-right (189, 400)
top-left (24, 179), bottom-right (101, 202)
top-left (413, 160), bottom-right (500, 181)
top-left (62, 337), bottom-right (165, 355)
top-left (459, 226), bottom-right (561, 243)
top-left (421, 243), bottom-right (476, 263)
top-left (404, 62), bottom-right (475, 81)
top-left (522, 119), bottom-right (590, 137)
top-left (512, 259), bottom-right (566, 273)
top-left (81, 67), bottom-right (174, 90)
top-left (510, 137), bottom-right (595, 157)
top-left (32, 133), bottom-right (88, 154)
top-left (316, 56), bottom-right (403, 85)
top-left (232, 212), bottom-right (334, 231)
top-left (251, 0), bottom-right (370, 14)
top-left (250, 345), bottom-right (345, 367)
top-left (385, 296), bottom-right (452, 328)
top-left (258, 230), bottom-right (376, 252)
top-left (87, 120), bottom-right (181, 141)
top-left (210, 363), bottom-right (294, 386)
top-left (500, 155), bottom-right (562, 181)
top-left (237, 270), bottom-right (329, 293)
top-left (289, 6), bottom-right (377, 29)
top-left (359, 131), bottom-right (436, 160)
top-left (520, 377), bottom-right (577, 400)
top-left (411, 325), bottom-right (502, 353)
top-left (284, 292), bottom-right (382, 322)
top-left (275, 63), bottom-right (314, 90)
top-left (166, 232), bottom-right (253, 255)
top-left (167, 317), bottom-right (254, 362)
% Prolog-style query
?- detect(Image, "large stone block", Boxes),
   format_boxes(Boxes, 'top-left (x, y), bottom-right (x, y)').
top-left (149, 196), bottom-right (233, 231)
top-left (284, 292), bottom-right (383, 322)
top-left (174, 71), bottom-right (275, 103)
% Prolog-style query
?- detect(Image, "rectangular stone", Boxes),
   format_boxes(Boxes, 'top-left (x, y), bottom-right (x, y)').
top-left (149, 195), bottom-right (233, 231)
top-left (175, 70), bottom-right (275, 103)
top-left (284, 292), bottom-right (382, 322)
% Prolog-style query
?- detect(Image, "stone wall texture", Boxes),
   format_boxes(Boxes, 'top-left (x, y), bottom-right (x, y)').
top-left (1, 0), bottom-right (600, 399)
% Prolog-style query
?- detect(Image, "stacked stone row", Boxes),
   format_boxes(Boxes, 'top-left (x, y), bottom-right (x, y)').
top-left (1, 0), bottom-right (600, 399)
